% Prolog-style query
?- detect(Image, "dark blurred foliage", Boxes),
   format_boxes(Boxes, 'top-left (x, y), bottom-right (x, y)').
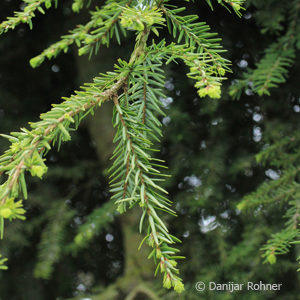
top-left (0, 1), bottom-right (300, 299)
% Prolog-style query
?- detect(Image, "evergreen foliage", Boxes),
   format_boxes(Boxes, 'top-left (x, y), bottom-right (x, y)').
top-left (0, 0), bottom-right (58, 34)
top-left (230, 0), bottom-right (300, 98)
top-left (1, 0), bottom-right (299, 298)
top-left (0, 0), bottom-right (244, 293)
top-left (237, 130), bottom-right (300, 271)
top-left (34, 201), bottom-right (76, 279)
top-left (70, 200), bottom-right (115, 252)
top-left (227, 0), bottom-right (300, 275)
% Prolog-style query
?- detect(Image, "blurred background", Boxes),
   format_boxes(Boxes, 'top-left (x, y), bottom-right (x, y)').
top-left (0, 0), bottom-right (300, 299)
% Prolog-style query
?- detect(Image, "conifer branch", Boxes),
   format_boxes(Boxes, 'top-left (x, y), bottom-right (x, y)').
top-left (230, 0), bottom-right (300, 98)
top-left (161, 4), bottom-right (230, 98)
top-left (0, 0), bottom-right (58, 34)
top-left (0, 0), bottom-right (243, 291)
top-left (110, 88), bottom-right (185, 293)
top-left (238, 131), bottom-right (300, 268)
top-left (0, 66), bottom-right (132, 277)
top-left (213, 0), bottom-right (245, 16)
top-left (237, 167), bottom-right (300, 210)
top-left (0, 75), bottom-right (128, 202)
top-left (30, 0), bottom-right (133, 67)
top-left (72, 0), bottom-right (86, 13)
top-left (0, 254), bottom-right (8, 270)
top-left (68, 200), bottom-right (115, 253)
top-left (34, 201), bottom-right (75, 279)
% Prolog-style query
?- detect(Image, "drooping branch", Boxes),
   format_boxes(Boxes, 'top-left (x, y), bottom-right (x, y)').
top-left (0, 0), bottom-right (247, 288)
